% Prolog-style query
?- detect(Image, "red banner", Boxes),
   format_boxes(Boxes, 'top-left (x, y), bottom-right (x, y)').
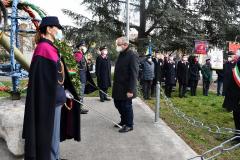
top-left (228, 42), bottom-right (240, 54)
top-left (195, 40), bottom-right (208, 54)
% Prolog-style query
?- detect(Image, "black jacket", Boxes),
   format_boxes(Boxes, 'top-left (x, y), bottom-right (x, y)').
top-left (164, 61), bottom-right (177, 85)
top-left (223, 61), bottom-right (235, 94)
top-left (223, 61), bottom-right (240, 111)
top-left (177, 61), bottom-right (189, 84)
top-left (153, 58), bottom-right (164, 84)
top-left (96, 55), bottom-right (111, 89)
top-left (189, 62), bottom-right (201, 81)
top-left (112, 47), bottom-right (139, 100)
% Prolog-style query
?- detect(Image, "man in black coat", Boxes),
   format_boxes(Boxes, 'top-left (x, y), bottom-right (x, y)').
top-left (164, 56), bottom-right (177, 97)
top-left (177, 54), bottom-right (189, 98)
top-left (112, 37), bottom-right (139, 133)
top-left (96, 46), bottom-right (111, 102)
top-left (223, 58), bottom-right (240, 135)
top-left (151, 50), bottom-right (164, 96)
top-left (223, 53), bottom-right (236, 95)
top-left (189, 56), bottom-right (201, 96)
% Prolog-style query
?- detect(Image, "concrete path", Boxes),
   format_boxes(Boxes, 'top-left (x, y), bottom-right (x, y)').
top-left (60, 97), bottom-right (197, 160)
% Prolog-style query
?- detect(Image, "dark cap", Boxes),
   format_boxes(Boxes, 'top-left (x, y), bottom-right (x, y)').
top-left (228, 51), bottom-right (235, 56)
top-left (100, 46), bottom-right (107, 51)
top-left (76, 41), bottom-right (86, 48)
top-left (39, 16), bottom-right (63, 29)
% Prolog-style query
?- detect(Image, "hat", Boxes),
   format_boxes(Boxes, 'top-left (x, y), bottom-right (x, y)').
top-left (76, 41), bottom-right (86, 48)
top-left (206, 57), bottom-right (211, 61)
top-left (228, 51), bottom-right (235, 56)
top-left (39, 16), bottom-right (63, 29)
top-left (100, 46), bottom-right (107, 51)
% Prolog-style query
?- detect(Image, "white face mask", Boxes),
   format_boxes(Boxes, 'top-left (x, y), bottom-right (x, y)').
top-left (82, 46), bottom-right (87, 53)
top-left (116, 46), bottom-right (123, 52)
top-left (227, 57), bottom-right (232, 62)
top-left (183, 57), bottom-right (188, 61)
top-left (55, 30), bottom-right (63, 41)
top-left (148, 58), bottom-right (152, 62)
top-left (102, 50), bottom-right (108, 55)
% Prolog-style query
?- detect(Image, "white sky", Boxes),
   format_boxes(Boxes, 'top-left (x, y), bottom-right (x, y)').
top-left (28, 0), bottom-right (90, 26)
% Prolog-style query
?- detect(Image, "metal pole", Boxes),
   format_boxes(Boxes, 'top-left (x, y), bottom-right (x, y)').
top-left (126, 0), bottom-right (130, 40)
top-left (10, 0), bottom-right (19, 94)
top-left (155, 81), bottom-right (160, 122)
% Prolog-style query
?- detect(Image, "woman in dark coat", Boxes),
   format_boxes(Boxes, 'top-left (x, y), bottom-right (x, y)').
top-left (22, 16), bottom-right (80, 160)
top-left (95, 46), bottom-right (111, 102)
top-left (164, 56), bottom-right (177, 97)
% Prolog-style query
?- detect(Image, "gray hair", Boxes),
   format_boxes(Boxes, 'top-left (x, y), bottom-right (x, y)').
top-left (116, 36), bottom-right (129, 45)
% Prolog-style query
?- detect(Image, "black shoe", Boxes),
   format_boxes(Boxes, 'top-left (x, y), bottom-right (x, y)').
top-left (80, 108), bottom-right (88, 114)
top-left (119, 126), bottom-right (133, 133)
top-left (114, 123), bottom-right (124, 128)
top-left (104, 97), bottom-right (111, 101)
top-left (100, 99), bottom-right (104, 102)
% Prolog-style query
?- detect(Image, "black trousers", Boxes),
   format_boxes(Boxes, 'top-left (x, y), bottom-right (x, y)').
top-left (190, 80), bottom-right (198, 96)
top-left (99, 87), bottom-right (108, 100)
top-left (165, 85), bottom-right (173, 98)
top-left (203, 81), bottom-right (210, 96)
top-left (179, 82), bottom-right (187, 97)
top-left (143, 80), bottom-right (152, 99)
top-left (114, 99), bottom-right (133, 127)
top-left (233, 107), bottom-right (240, 132)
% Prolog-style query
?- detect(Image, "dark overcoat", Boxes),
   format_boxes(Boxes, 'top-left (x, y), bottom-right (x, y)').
top-left (95, 55), bottom-right (111, 89)
top-left (177, 61), bottom-right (189, 84)
top-left (152, 58), bottom-right (164, 84)
top-left (223, 61), bottom-right (240, 111)
top-left (223, 61), bottom-right (235, 94)
top-left (189, 63), bottom-right (201, 81)
top-left (112, 47), bottom-right (139, 100)
top-left (164, 61), bottom-right (177, 85)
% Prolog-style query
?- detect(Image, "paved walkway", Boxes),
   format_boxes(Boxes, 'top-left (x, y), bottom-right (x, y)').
top-left (60, 97), bottom-right (197, 160)
top-left (0, 97), bottom-right (198, 160)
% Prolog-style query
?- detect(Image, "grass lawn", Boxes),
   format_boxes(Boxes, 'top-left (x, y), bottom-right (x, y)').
top-left (0, 80), bottom-right (28, 97)
top-left (146, 88), bottom-right (240, 160)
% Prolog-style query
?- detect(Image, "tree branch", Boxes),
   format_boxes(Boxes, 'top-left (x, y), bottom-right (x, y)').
top-left (118, 0), bottom-right (140, 7)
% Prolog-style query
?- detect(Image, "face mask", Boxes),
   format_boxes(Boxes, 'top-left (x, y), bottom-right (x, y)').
top-left (169, 57), bottom-right (174, 61)
top-left (227, 57), bottom-right (232, 62)
top-left (183, 57), bottom-right (188, 61)
top-left (55, 30), bottom-right (63, 41)
top-left (102, 50), bottom-right (108, 55)
top-left (148, 58), bottom-right (152, 62)
top-left (116, 46), bottom-right (123, 52)
top-left (82, 46), bottom-right (87, 53)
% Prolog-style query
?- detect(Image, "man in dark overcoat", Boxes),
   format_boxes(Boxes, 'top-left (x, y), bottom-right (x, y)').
top-left (223, 58), bottom-right (240, 135)
top-left (164, 56), bottom-right (177, 97)
top-left (189, 56), bottom-right (201, 96)
top-left (95, 46), bottom-right (111, 102)
top-left (177, 54), bottom-right (189, 98)
top-left (112, 37), bottom-right (139, 133)
top-left (151, 50), bottom-right (164, 96)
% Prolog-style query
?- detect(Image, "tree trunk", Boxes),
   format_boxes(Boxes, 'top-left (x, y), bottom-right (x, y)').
top-left (137, 0), bottom-right (147, 55)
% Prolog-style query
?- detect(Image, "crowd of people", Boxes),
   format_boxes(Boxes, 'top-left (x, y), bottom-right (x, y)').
top-left (21, 15), bottom-right (240, 159)
top-left (139, 50), bottom-right (238, 100)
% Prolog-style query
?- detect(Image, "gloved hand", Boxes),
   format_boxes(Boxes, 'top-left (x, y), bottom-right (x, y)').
top-left (65, 90), bottom-right (74, 99)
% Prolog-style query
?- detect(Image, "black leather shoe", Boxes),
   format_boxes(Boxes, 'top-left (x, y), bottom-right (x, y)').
top-left (104, 97), bottom-right (111, 101)
top-left (119, 126), bottom-right (133, 133)
top-left (100, 99), bottom-right (104, 102)
top-left (80, 108), bottom-right (88, 114)
top-left (114, 123), bottom-right (124, 128)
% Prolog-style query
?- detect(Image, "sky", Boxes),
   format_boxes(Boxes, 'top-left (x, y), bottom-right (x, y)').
top-left (28, 0), bottom-right (90, 26)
